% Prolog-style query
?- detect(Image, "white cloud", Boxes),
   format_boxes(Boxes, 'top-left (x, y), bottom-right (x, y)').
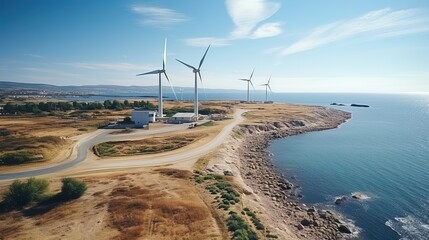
top-left (281, 8), bottom-right (429, 56)
top-left (131, 5), bottom-right (188, 27)
top-left (184, 37), bottom-right (231, 47)
top-left (226, 0), bottom-right (281, 39)
top-left (251, 22), bottom-right (282, 39)
top-left (66, 62), bottom-right (152, 71)
top-left (184, 0), bottom-right (281, 47)
top-left (21, 67), bottom-right (80, 77)
top-left (27, 54), bottom-right (44, 58)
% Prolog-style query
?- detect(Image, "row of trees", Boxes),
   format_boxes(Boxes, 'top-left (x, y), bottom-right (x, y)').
top-left (1, 100), bottom-right (155, 114)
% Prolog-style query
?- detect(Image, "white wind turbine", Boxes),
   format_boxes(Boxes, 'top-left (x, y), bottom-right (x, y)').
top-left (176, 45), bottom-right (211, 116)
top-left (261, 75), bottom-right (273, 102)
top-left (239, 68), bottom-right (255, 102)
top-left (136, 38), bottom-right (177, 117)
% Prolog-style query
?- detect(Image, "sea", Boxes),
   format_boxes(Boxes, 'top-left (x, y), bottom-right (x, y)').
top-left (58, 92), bottom-right (429, 240)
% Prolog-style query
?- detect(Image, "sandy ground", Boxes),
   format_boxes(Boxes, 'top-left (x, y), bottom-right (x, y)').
top-left (0, 168), bottom-right (224, 240)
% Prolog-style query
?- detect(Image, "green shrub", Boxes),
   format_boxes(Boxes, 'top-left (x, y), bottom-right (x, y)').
top-left (60, 178), bottom-right (87, 200)
top-left (266, 233), bottom-right (278, 239)
top-left (0, 151), bottom-right (33, 165)
top-left (195, 178), bottom-right (204, 184)
top-left (2, 177), bottom-right (49, 209)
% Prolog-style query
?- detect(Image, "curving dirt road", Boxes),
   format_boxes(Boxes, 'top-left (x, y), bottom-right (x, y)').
top-left (0, 109), bottom-right (245, 181)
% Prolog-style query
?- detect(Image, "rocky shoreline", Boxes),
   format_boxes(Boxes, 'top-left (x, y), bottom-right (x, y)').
top-left (207, 106), bottom-right (356, 239)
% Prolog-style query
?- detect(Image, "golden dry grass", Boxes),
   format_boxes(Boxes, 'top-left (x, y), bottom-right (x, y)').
top-left (0, 169), bottom-right (223, 240)
top-left (96, 133), bottom-right (208, 157)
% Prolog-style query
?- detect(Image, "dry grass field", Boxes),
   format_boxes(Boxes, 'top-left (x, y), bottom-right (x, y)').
top-left (0, 168), bottom-right (225, 240)
top-left (96, 132), bottom-right (208, 157)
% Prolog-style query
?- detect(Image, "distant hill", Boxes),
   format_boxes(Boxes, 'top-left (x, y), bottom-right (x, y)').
top-left (0, 81), bottom-right (246, 96)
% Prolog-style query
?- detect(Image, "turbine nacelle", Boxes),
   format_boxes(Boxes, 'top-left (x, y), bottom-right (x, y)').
top-left (176, 45), bottom-right (211, 116)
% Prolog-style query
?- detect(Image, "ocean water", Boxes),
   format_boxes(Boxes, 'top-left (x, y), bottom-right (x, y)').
top-left (55, 91), bottom-right (429, 239)
top-left (267, 93), bottom-right (429, 240)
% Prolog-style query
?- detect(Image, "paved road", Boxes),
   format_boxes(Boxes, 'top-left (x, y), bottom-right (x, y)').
top-left (0, 110), bottom-right (245, 181)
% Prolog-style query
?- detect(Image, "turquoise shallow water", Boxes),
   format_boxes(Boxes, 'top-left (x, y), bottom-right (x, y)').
top-left (267, 93), bottom-right (429, 240)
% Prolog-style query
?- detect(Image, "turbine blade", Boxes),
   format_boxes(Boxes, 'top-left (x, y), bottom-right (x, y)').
top-left (250, 80), bottom-right (255, 90)
top-left (268, 75), bottom-right (271, 84)
top-left (176, 59), bottom-right (196, 70)
top-left (268, 84), bottom-right (273, 92)
top-left (198, 45), bottom-right (211, 70)
top-left (136, 70), bottom-right (159, 76)
top-left (163, 38), bottom-right (167, 71)
top-left (249, 68), bottom-right (255, 80)
top-left (239, 79), bottom-right (249, 81)
top-left (198, 72), bottom-right (207, 100)
top-left (164, 71), bottom-right (178, 100)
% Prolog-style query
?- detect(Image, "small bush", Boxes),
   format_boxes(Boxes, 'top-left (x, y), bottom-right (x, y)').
top-left (0, 151), bottom-right (33, 165)
top-left (60, 178), bottom-right (87, 200)
top-left (195, 178), bottom-right (204, 184)
top-left (2, 177), bottom-right (49, 209)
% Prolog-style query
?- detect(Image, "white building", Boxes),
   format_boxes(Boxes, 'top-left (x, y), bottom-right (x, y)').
top-left (168, 112), bottom-right (197, 124)
top-left (131, 110), bottom-right (156, 128)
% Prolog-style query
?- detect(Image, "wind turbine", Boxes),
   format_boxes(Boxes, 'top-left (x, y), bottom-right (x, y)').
top-left (239, 68), bottom-right (255, 102)
top-left (260, 75), bottom-right (272, 102)
top-left (136, 38), bottom-right (177, 118)
top-left (176, 45), bottom-right (211, 116)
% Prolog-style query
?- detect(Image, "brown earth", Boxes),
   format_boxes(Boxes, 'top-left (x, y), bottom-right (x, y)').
top-left (0, 168), bottom-right (224, 240)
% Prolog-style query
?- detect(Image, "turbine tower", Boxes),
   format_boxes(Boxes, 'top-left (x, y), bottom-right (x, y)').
top-left (261, 76), bottom-right (273, 102)
top-left (136, 38), bottom-right (177, 118)
top-left (239, 68), bottom-right (255, 102)
top-left (176, 45), bottom-right (211, 116)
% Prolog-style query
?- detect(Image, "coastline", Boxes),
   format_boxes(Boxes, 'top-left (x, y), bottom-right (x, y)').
top-left (206, 105), bottom-right (354, 239)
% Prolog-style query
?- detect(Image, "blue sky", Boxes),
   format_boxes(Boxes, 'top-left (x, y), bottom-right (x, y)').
top-left (1, 0), bottom-right (429, 92)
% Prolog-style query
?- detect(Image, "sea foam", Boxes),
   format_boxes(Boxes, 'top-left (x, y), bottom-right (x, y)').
top-left (385, 215), bottom-right (429, 240)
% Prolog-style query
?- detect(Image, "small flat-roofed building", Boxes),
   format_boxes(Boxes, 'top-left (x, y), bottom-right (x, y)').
top-left (131, 110), bottom-right (156, 128)
top-left (168, 112), bottom-right (197, 124)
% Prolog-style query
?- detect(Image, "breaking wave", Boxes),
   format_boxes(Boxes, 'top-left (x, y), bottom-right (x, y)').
top-left (385, 215), bottom-right (429, 240)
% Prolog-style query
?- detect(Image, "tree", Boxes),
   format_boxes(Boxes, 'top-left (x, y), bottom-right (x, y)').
top-left (124, 100), bottom-right (130, 107)
top-left (2, 178), bottom-right (49, 209)
top-left (111, 100), bottom-right (122, 110)
top-left (103, 100), bottom-right (112, 109)
top-left (60, 178), bottom-right (87, 200)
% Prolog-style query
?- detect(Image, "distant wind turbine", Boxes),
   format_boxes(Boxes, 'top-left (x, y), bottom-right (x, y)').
top-left (260, 75), bottom-right (273, 102)
top-left (136, 38), bottom-right (177, 117)
top-left (176, 45), bottom-right (211, 116)
top-left (239, 68), bottom-right (255, 102)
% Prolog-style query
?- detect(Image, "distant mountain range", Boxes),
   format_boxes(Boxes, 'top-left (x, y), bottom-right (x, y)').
top-left (0, 81), bottom-right (248, 96)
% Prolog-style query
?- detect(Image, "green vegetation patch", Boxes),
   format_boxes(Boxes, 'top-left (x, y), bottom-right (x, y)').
top-left (1, 177), bottom-right (87, 212)
top-left (60, 178), bottom-right (87, 201)
top-left (227, 211), bottom-right (259, 240)
top-left (193, 170), bottom-right (277, 240)
top-left (96, 143), bottom-right (117, 156)
top-left (0, 151), bottom-right (35, 165)
top-left (1, 177), bottom-right (49, 210)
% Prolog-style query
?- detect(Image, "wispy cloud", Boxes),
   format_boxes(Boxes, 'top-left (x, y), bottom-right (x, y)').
top-left (131, 5), bottom-right (188, 28)
top-left (281, 8), bottom-right (429, 56)
top-left (27, 54), bottom-right (44, 58)
top-left (184, 0), bottom-right (281, 47)
top-left (66, 62), bottom-right (151, 71)
top-left (251, 22), bottom-right (282, 39)
top-left (21, 67), bottom-right (80, 77)
top-left (226, 0), bottom-right (281, 39)
top-left (184, 37), bottom-right (231, 47)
